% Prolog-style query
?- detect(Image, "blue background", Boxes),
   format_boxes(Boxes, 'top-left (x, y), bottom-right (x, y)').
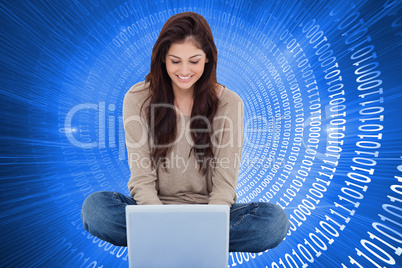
top-left (1, 0), bottom-right (402, 267)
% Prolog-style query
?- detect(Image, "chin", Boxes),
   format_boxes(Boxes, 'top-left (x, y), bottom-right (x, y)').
top-left (175, 83), bottom-right (195, 90)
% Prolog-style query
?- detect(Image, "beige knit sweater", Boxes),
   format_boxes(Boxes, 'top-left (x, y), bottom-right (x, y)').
top-left (123, 81), bottom-right (244, 206)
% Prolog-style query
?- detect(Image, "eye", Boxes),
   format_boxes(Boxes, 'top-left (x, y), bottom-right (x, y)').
top-left (170, 60), bottom-right (200, 64)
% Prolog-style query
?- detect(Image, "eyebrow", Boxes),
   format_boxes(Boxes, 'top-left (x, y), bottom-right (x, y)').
top-left (168, 54), bottom-right (202, 59)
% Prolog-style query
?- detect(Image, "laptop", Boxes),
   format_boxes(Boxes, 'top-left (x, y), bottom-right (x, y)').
top-left (125, 204), bottom-right (230, 268)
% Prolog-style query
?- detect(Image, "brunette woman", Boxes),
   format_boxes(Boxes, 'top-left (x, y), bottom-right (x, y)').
top-left (81, 11), bottom-right (289, 253)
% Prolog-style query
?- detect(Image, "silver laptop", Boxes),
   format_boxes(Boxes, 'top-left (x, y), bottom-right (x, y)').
top-left (125, 204), bottom-right (230, 268)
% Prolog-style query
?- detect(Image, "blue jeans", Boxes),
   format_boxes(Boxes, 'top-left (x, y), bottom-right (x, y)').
top-left (81, 191), bottom-right (290, 253)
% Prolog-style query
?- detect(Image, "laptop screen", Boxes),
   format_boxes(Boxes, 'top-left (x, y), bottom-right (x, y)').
top-left (126, 204), bottom-right (229, 268)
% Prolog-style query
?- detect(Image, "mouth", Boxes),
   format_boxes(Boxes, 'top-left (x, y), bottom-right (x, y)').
top-left (176, 75), bottom-right (193, 82)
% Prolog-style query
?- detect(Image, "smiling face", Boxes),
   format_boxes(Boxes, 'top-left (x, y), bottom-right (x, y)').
top-left (164, 40), bottom-right (209, 95)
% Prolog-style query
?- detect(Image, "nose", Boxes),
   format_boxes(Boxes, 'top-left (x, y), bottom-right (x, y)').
top-left (180, 63), bottom-right (191, 76)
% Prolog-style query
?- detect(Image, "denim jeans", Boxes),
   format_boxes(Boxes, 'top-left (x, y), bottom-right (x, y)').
top-left (81, 191), bottom-right (290, 253)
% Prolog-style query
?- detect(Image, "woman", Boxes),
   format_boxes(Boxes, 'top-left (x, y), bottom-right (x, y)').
top-left (81, 11), bottom-right (289, 253)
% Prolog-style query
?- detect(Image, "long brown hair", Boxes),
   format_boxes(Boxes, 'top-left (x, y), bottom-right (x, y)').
top-left (143, 11), bottom-right (220, 176)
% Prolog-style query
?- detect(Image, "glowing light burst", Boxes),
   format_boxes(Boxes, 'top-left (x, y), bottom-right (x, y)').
top-left (1, 0), bottom-right (401, 267)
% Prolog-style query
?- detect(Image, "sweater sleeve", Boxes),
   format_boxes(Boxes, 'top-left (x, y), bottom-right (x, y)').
top-left (208, 94), bottom-right (244, 206)
top-left (123, 86), bottom-right (163, 205)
